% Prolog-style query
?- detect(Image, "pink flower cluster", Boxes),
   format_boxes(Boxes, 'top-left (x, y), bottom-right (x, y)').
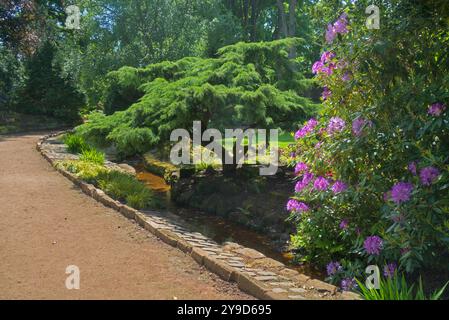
top-left (295, 118), bottom-right (318, 139)
top-left (352, 117), bottom-right (372, 137)
top-left (327, 117), bottom-right (346, 135)
top-left (428, 102), bottom-right (446, 116)
top-left (386, 165), bottom-right (440, 205)
top-left (322, 87), bottom-right (332, 100)
top-left (286, 199), bottom-right (310, 214)
top-left (326, 13), bottom-right (349, 44)
top-left (312, 51), bottom-right (338, 76)
top-left (364, 235), bottom-right (383, 255)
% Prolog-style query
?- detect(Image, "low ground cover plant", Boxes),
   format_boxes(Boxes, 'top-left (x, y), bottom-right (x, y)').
top-left (61, 136), bottom-right (155, 210)
top-left (356, 275), bottom-right (448, 301)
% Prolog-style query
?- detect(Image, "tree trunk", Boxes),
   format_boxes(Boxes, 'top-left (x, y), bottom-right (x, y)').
top-left (288, 0), bottom-right (298, 58)
top-left (250, 0), bottom-right (258, 42)
top-left (276, 0), bottom-right (288, 38)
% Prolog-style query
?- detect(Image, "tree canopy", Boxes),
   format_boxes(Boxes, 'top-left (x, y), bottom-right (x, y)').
top-left (76, 38), bottom-right (318, 157)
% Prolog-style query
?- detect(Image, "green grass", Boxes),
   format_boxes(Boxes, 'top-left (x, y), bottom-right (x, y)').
top-left (219, 131), bottom-right (295, 150)
top-left (356, 274), bottom-right (448, 300)
top-left (64, 134), bottom-right (89, 154)
top-left (79, 148), bottom-right (105, 165)
top-left (96, 171), bottom-right (154, 209)
top-left (56, 160), bottom-right (156, 210)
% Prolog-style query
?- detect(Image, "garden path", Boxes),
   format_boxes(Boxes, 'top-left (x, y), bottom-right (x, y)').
top-left (0, 132), bottom-right (251, 300)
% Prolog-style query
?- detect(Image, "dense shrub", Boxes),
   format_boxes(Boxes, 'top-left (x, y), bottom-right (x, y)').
top-left (285, 1), bottom-right (449, 289)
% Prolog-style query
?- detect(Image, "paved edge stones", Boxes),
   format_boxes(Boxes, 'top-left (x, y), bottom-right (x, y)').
top-left (36, 132), bottom-right (361, 301)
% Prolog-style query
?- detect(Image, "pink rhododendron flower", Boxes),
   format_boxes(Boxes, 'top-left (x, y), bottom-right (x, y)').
top-left (295, 118), bottom-right (319, 139)
top-left (333, 13), bottom-right (349, 34)
top-left (321, 63), bottom-right (336, 76)
top-left (390, 182), bottom-right (414, 204)
top-left (325, 23), bottom-right (336, 43)
top-left (364, 236), bottom-right (383, 255)
top-left (327, 117), bottom-right (346, 134)
top-left (294, 162), bottom-right (309, 175)
top-left (339, 219), bottom-right (349, 230)
top-left (408, 161), bottom-right (418, 176)
top-left (312, 60), bottom-right (324, 74)
top-left (322, 87), bottom-right (332, 100)
top-left (341, 71), bottom-right (352, 81)
top-left (428, 103), bottom-right (446, 116)
top-left (332, 180), bottom-right (348, 194)
top-left (313, 177), bottom-right (330, 191)
top-left (320, 51), bottom-right (335, 63)
top-left (286, 199), bottom-right (309, 213)
top-left (352, 118), bottom-right (369, 136)
top-left (420, 166), bottom-right (440, 186)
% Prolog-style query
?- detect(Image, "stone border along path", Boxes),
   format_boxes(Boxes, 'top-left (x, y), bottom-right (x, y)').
top-left (37, 132), bottom-right (360, 301)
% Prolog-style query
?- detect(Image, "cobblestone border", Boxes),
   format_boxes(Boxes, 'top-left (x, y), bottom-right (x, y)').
top-left (37, 132), bottom-right (360, 301)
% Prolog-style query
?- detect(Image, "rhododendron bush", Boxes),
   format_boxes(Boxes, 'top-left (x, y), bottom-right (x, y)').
top-left (285, 1), bottom-right (449, 288)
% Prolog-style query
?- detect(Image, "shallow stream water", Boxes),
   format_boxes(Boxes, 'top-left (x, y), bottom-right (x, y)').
top-left (134, 164), bottom-right (323, 279)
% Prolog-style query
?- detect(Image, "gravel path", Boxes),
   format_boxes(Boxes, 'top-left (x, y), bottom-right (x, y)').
top-left (0, 132), bottom-right (252, 300)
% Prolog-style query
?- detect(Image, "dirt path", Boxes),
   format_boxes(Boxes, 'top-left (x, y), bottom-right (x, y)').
top-left (0, 132), bottom-right (252, 300)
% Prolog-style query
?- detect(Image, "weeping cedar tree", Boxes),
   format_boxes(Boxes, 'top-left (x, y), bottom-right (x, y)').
top-left (77, 38), bottom-right (319, 169)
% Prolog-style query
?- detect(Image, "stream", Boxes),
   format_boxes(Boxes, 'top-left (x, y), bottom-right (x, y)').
top-left (134, 164), bottom-right (323, 279)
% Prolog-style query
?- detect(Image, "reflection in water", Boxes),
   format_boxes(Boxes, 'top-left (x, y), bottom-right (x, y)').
top-left (135, 164), bottom-right (323, 279)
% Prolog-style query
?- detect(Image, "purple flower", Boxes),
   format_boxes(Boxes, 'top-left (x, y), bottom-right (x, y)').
top-left (320, 51), bottom-right (335, 64)
top-left (294, 162), bottom-right (309, 175)
top-left (420, 166), bottom-right (440, 186)
top-left (352, 118), bottom-right (367, 137)
top-left (341, 278), bottom-right (357, 291)
top-left (295, 172), bottom-right (314, 193)
top-left (364, 236), bottom-right (383, 255)
top-left (341, 71), bottom-right (352, 82)
top-left (325, 23), bottom-right (336, 44)
top-left (312, 60), bottom-right (324, 74)
top-left (332, 180), bottom-right (348, 194)
top-left (339, 219), bottom-right (349, 230)
top-left (286, 199), bottom-right (309, 213)
top-left (428, 103), bottom-right (446, 116)
top-left (295, 118), bottom-right (319, 139)
top-left (408, 161), bottom-right (418, 176)
top-left (321, 63), bottom-right (336, 76)
top-left (295, 180), bottom-right (306, 193)
top-left (303, 172), bottom-right (315, 184)
top-left (390, 182), bottom-right (414, 204)
top-left (313, 176), bottom-right (330, 191)
top-left (333, 13), bottom-right (349, 34)
top-left (315, 141), bottom-right (323, 149)
top-left (327, 117), bottom-right (346, 135)
top-left (322, 87), bottom-right (332, 100)
top-left (326, 261), bottom-right (342, 276)
top-left (325, 13), bottom-right (349, 44)
top-left (384, 263), bottom-right (397, 278)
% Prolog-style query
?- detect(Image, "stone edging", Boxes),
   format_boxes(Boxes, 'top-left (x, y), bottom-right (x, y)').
top-left (37, 132), bottom-right (360, 301)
